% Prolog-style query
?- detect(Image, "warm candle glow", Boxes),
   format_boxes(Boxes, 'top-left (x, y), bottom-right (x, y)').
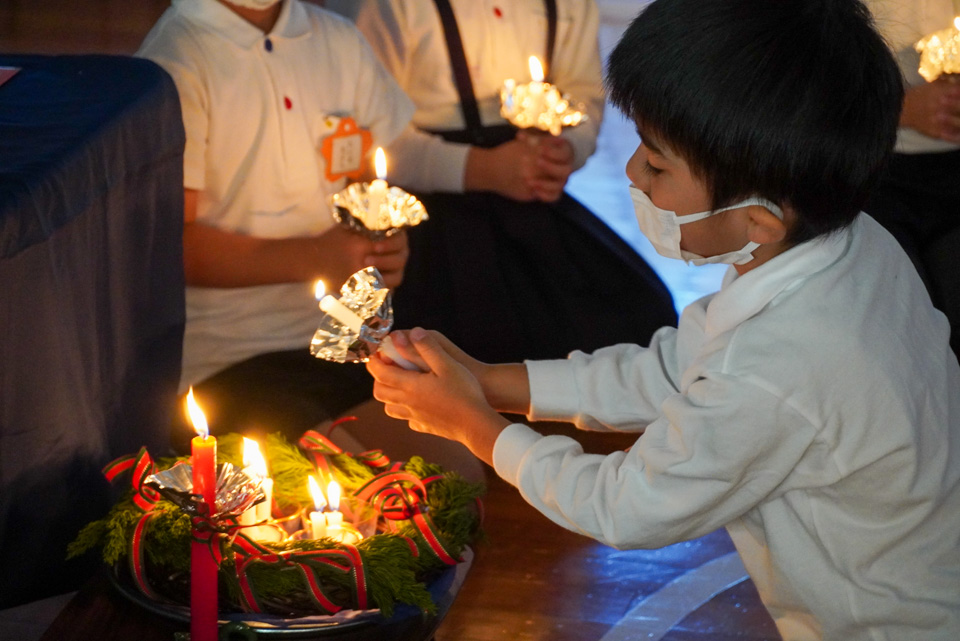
top-left (374, 147), bottom-right (387, 180)
top-left (314, 279), bottom-right (326, 301)
top-left (185, 387), bottom-right (209, 439)
top-left (528, 56), bottom-right (544, 83)
top-left (308, 475), bottom-right (327, 512)
top-left (955, 16), bottom-right (960, 30)
top-left (327, 480), bottom-right (341, 512)
top-left (242, 438), bottom-right (267, 478)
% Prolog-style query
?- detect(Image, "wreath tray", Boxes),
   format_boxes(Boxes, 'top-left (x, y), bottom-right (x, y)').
top-left (69, 427), bottom-right (484, 623)
top-left (107, 548), bottom-right (473, 638)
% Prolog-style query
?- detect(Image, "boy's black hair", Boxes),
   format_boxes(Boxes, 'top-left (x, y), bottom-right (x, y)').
top-left (607, 0), bottom-right (904, 244)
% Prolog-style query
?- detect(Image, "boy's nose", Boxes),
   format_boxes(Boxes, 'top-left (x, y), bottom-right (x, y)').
top-left (625, 150), bottom-right (650, 192)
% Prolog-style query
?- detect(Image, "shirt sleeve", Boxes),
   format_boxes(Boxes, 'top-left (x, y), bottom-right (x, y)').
top-left (494, 372), bottom-right (820, 550)
top-left (344, 16), bottom-right (416, 149)
top-left (526, 326), bottom-right (682, 431)
top-left (137, 24), bottom-right (208, 192)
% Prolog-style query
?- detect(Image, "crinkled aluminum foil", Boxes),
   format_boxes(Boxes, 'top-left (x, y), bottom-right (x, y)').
top-left (331, 182), bottom-right (428, 241)
top-left (500, 79), bottom-right (588, 136)
top-left (145, 462), bottom-right (263, 524)
top-left (916, 20), bottom-right (960, 81)
top-left (310, 267), bottom-right (393, 364)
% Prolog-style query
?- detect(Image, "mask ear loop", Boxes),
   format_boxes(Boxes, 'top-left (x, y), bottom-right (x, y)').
top-left (675, 198), bottom-right (783, 226)
top-left (679, 198), bottom-right (785, 266)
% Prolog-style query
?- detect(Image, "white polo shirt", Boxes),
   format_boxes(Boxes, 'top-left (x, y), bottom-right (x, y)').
top-left (138, 0), bottom-right (414, 388)
top-left (327, 0), bottom-right (604, 192)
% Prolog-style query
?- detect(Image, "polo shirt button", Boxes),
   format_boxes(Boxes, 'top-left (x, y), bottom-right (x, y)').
top-left (264, 38), bottom-right (273, 52)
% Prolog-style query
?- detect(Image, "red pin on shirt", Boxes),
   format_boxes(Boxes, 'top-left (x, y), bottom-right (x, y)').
top-left (493, 7), bottom-right (503, 18)
top-left (284, 96), bottom-right (293, 110)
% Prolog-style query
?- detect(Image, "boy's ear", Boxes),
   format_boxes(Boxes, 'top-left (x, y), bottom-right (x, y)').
top-left (745, 204), bottom-right (788, 245)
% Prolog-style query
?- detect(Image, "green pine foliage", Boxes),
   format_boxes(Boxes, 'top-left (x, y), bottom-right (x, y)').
top-left (67, 432), bottom-right (484, 618)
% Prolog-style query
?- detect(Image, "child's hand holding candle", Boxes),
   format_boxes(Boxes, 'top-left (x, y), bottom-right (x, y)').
top-left (314, 279), bottom-right (423, 371)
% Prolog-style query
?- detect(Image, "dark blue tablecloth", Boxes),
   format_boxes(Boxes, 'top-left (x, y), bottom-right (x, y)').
top-left (0, 54), bottom-right (186, 608)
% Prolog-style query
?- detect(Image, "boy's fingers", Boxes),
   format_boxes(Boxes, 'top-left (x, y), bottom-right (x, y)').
top-left (382, 402), bottom-right (411, 421)
top-left (409, 327), bottom-right (452, 373)
top-left (367, 352), bottom-right (413, 385)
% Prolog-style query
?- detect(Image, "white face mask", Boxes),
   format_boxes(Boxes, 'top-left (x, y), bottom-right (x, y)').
top-left (226, 0), bottom-right (282, 9)
top-left (629, 186), bottom-right (784, 266)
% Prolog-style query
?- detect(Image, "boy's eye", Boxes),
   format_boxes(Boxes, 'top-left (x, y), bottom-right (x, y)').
top-left (642, 160), bottom-right (663, 176)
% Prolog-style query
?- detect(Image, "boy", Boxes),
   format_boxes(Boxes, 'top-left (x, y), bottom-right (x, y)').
top-left (366, 0), bottom-right (960, 638)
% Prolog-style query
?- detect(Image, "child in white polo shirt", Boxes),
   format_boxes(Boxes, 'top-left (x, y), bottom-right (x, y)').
top-left (366, 0), bottom-right (960, 638)
top-left (137, 0), bottom-right (415, 443)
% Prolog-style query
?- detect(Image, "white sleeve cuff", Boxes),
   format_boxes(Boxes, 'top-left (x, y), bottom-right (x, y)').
top-left (525, 358), bottom-right (581, 422)
top-left (492, 422), bottom-right (543, 487)
top-left (424, 140), bottom-right (471, 193)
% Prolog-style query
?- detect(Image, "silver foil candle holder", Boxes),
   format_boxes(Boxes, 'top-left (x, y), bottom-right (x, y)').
top-left (145, 462), bottom-right (262, 523)
top-left (330, 148), bottom-right (428, 243)
top-left (310, 267), bottom-right (393, 364)
top-left (916, 17), bottom-right (960, 82)
top-left (500, 56), bottom-right (588, 136)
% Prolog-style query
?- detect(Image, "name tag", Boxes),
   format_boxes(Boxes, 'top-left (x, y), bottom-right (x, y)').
top-left (320, 116), bottom-right (373, 182)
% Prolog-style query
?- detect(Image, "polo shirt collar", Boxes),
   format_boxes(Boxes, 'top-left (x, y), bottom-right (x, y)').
top-left (173, 0), bottom-right (310, 49)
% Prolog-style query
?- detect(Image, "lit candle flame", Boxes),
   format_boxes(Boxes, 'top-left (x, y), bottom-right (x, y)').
top-left (374, 147), bottom-right (387, 180)
top-left (185, 386), bottom-right (209, 439)
top-left (242, 437), bottom-right (267, 478)
top-left (308, 475), bottom-right (327, 513)
top-left (314, 279), bottom-right (326, 301)
top-left (327, 480), bottom-right (341, 512)
top-left (955, 16), bottom-right (960, 30)
top-left (528, 55), bottom-right (544, 83)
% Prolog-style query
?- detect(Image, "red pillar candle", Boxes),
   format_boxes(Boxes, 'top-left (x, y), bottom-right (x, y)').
top-left (186, 388), bottom-right (218, 641)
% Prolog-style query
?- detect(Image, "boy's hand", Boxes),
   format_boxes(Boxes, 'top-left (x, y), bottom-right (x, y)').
top-left (385, 329), bottom-right (484, 379)
top-left (520, 132), bottom-right (575, 203)
top-left (464, 138), bottom-right (539, 201)
top-left (314, 226), bottom-right (409, 289)
top-left (901, 76), bottom-right (960, 144)
top-left (366, 230), bottom-right (409, 289)
top-left (366, 328), bottom-right (510, 463)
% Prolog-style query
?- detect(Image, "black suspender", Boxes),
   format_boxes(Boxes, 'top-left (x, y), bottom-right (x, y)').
top-left (544, 0), bottom-right (557, 81)
top-left (433, 0), bottom-right (485, 141)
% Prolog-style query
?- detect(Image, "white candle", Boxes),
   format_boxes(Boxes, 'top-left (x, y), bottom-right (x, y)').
top-left (380, 335), bottom-right (423, 371)
top-left (308, 475), bottom-right (328, 539)
top-left (526, 56), bottom-right (548, 123)
top-left (325, 480), bottom-right (344, 541)
top-left (366, 148), bottom-right (388, 229)
top-left (315, 280), bottom-right (364, 334)
top-left (257, 477), bottom-right (274, 522)
top-left (240, 437), bottom-right (272, 523)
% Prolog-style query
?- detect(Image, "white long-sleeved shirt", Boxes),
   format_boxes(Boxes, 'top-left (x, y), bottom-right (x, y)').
top-left (494, 214), bottom-right (960, 640)
top-left (327, 0), bottom-right (604, 192)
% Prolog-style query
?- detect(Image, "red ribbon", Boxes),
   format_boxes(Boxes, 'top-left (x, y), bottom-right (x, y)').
top-left (103, 447), bottom-right (161, 512)
top-left (299, 433), bottom-right (461, 566)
